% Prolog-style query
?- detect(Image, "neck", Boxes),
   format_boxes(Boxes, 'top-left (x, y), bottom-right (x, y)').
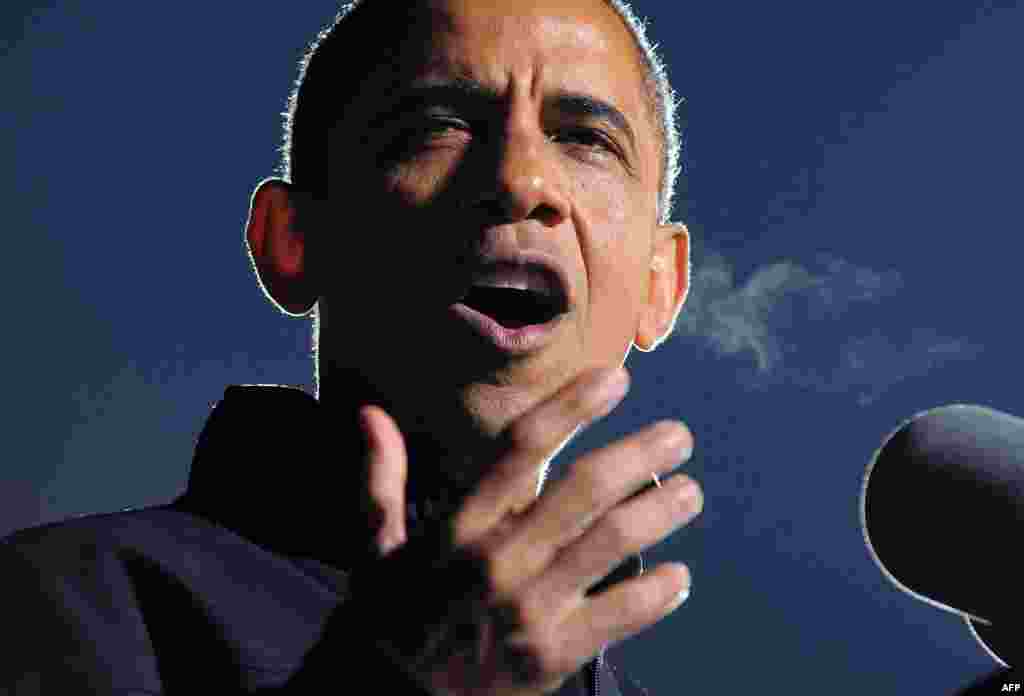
top-left (318, 363), bottom-right (504, 533)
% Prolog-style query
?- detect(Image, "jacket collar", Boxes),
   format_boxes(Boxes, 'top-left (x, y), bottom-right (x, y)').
top-left (170, 383), bottom-right (644, 584)
top-left (170, 384), bottom-right (375, 569)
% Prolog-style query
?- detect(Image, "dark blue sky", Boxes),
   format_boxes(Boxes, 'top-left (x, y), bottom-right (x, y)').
top-left (4, 1), bottom-right (1021, 693)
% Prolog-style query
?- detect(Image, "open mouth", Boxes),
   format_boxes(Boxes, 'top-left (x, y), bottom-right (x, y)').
top-left (459, 286), bottom-right (566, 329)
top-left (455, 257), bottom-right (571, 331)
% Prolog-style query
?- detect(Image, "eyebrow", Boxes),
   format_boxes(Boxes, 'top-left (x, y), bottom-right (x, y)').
top-left (375, 76), bottom-right (638, 157)
top-left (372, 77), bottom-right (501, 125)
top-left (550, 90), bottom-right (637, 157)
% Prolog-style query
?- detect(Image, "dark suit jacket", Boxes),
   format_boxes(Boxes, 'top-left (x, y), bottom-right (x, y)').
top-left (0, 385), bottom-right (653, 695)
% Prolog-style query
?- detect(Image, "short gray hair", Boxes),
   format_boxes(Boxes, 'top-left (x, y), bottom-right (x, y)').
top-left (601, 0), bottom-right (684, 225)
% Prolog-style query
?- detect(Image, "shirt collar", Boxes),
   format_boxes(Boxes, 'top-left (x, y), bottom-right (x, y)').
top-left (170, 384), bottom-right (376, 570)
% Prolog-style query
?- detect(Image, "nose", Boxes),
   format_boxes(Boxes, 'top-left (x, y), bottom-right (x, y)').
top-left (473, 124), bottom-right (569, 228)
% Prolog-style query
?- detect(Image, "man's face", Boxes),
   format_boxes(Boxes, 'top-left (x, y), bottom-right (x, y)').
top-left (317, 0), bottom-right (678, 447)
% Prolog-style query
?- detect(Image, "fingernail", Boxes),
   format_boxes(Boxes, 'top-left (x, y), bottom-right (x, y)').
top-left (668, 474), bottom-right (699, 501)
top-left (659, 422), bottom-right (692, 464)
top-left (593, 368), bottom-right (630, 417)
top-left (668, 585), bottom-right (691, 611)
top-left (378, 527), bottom-right (405, 555)
top-left (680, 442), bottom-right (693, 463)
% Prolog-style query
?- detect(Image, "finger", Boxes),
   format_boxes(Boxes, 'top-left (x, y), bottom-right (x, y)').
top-left (360, 405), bottom-right (408, 556)
top-left (480, 421), bottom-right (691, 595)
top-left (506, 419), bottom-right (693, 578)
top-left (561, 562), bottom-right (691, 664)
top-left (453, 366), bottom-right (631, 547)
top-left (531, 472), bottom-right (701, 616)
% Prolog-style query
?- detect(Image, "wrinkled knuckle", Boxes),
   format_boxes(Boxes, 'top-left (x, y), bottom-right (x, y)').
top-left (571, 458), bottom-right (613, 500)
top-left (482, 547), bottom-right (531, 602)
top-left (600, 510), bottom-right (639, 551)
top-left (514, 590), bottom-right (548, 631)
top-left (548, 646), bottom-right (580, 679)
top-left (475, 547), bottom-right (509, 595)
top-left (565, 388), bottom-right (592, 418)
top-left (527, 634), bottom-right (567, 680)
top-left (507, 418), bottom-right (548, 457)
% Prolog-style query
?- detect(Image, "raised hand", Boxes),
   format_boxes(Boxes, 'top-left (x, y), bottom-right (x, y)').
top-left (356, 366), bottom-right (700, 696)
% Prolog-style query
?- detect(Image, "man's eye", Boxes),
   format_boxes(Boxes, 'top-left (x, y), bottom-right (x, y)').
top-left (381, 117), bottom-right (470, 162)
top-left (415, 117), bottom-right (469, 138)
top-left (552, 128), bottom-right (616, 152)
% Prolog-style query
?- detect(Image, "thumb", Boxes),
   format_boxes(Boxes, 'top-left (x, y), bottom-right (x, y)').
top-left (359, 405), bottom-right (408, 557)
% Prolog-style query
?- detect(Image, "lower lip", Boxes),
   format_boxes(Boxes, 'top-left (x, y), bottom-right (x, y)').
top-left (450, 303), bottom-right (565, 354)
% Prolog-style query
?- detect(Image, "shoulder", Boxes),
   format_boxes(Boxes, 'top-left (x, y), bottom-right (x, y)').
top-left (1, 503), bottom-right (195, 564)
top-left (0, 507), bottom-right (181, 692)
top-left (0, 503), bottom-right (245, 596)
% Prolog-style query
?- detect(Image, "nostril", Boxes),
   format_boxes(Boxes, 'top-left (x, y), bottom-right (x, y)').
top-left (529, 202), bottom-right (561, 227)
top-left (471, 190), bottom-right (562, 227)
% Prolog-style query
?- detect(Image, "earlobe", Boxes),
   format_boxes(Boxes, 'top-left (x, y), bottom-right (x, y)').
top-left (634, 223), bottom-right (690, 352)
top-left (245, 178), bottom-right (318, 316)
top-left (673, 223), bottom-right (691, 310)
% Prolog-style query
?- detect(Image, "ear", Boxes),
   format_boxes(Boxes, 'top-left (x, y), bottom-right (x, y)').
top-left (245, 178), bottom-right (318, 316)
top-left (634, 222), bottom-right (690, 352)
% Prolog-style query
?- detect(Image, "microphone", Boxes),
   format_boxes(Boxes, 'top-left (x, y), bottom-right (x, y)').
top-left (861, 404), bottom-right (1024, 668)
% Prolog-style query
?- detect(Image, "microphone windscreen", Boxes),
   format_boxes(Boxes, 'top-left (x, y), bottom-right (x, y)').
top-left (861, 404), bottom-right (1024, 632)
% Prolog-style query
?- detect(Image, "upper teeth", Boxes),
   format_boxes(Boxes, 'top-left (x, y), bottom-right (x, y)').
top-left (471, 264), bottom-right (560, 297)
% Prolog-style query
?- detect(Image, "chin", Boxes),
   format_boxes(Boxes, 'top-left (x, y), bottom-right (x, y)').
top-left (459, 359), bottom-right (577, 435)
top-left (455, 380), bottom-right (536, 439)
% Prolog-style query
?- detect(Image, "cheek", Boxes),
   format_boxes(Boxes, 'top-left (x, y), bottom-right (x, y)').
top-left (568, 162), bottom-right (635, 249)
top-left (590, 257), bottom-right (644, 326)
top-left (567, 166), bottom-right (650, 344)
top-left (384, 150), bottom-right (462, 207)
top-left (582, 273), bottom-right (643, 362)
top-left (568, 162), bottom-right (647, 264)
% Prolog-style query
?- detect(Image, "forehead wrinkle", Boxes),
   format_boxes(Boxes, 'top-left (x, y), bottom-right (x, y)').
top-left (417, 13), bottom-right (630, 103)
top-left (400, 0), bottom-right (659, 185)
top-left (421, 3), bottom-right (618, 73)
